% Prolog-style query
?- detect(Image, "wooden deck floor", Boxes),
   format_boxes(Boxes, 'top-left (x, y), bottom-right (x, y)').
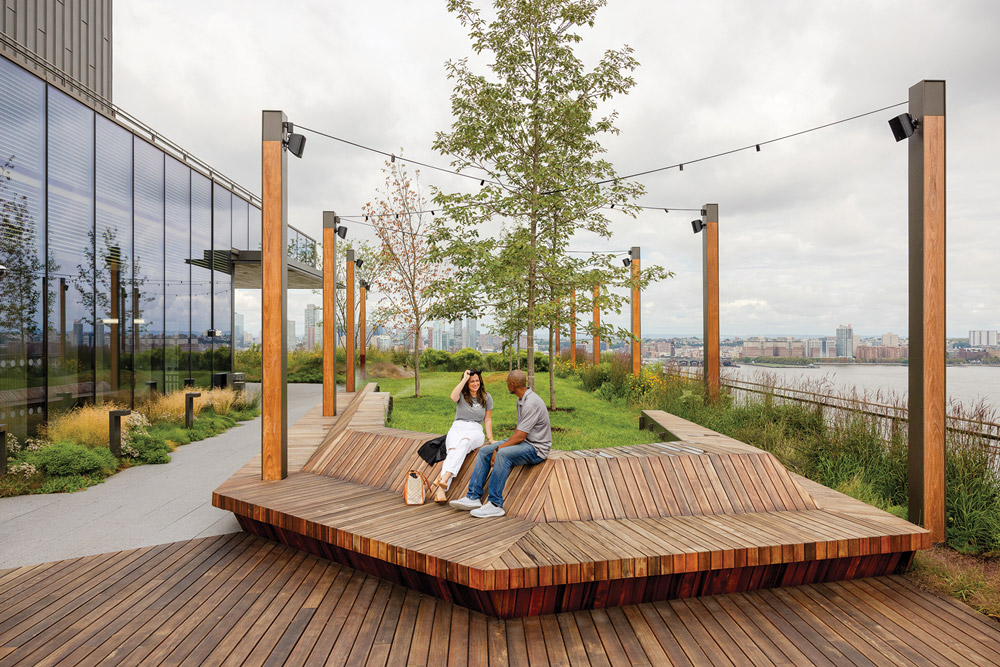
top-left (0, 532), bottom-right (997, 666)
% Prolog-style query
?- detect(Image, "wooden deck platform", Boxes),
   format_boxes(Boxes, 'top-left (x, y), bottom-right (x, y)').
top-left (213, 386), bottom-right (932, 618)
top-left (1, 533), bottom-right (997, 666)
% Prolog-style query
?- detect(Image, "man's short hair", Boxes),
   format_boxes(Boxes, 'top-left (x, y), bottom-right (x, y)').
top-left (507, 369), bottom-right (527, 388)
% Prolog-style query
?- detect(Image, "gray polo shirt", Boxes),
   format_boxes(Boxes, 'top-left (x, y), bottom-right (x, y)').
top-left (454, 393), bottom-right (493, 423)
top-left (515, 388), bottom-right (552, 458)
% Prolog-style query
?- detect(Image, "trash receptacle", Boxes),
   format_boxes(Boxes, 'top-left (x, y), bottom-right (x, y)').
top-left (212, 372), bottom-right (228, 389)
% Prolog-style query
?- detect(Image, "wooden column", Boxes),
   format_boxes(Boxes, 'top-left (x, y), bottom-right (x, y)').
top-left (261, 110), bottom-right (288, 481)
top-left (592, 283), bottom-right (601, 365)
top-left (630, 247), bottom-right (641, 375)
top-left (346, 249), bottom-right (356, 392)
top-left (569, 290), bottom-right (577, 366)
top-left (907, 80), bottom-right (946, 543)
top-left (702, 204), bottom-right (720, 402)
top-left (322, 211), bottom-right (338, 416)
top-left (359, 281), bottom-right (367, 381)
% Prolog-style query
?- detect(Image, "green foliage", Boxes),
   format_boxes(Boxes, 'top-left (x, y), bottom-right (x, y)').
top-left (945, 442), bottom-right (1000, 554)
top-left (450, 348), bottom-right (483, 372)
top-left (36, 474), bottom-right (104, 494)
top-left (128, 432), bottom-right (172, 465)
top-left (30, 442), bottom-right (117, 477)
top-left (422, 349), bottom-right (452, 371)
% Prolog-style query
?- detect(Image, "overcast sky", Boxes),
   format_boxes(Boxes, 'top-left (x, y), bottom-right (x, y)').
top-left (114, 0), bottom-right (1000, 340)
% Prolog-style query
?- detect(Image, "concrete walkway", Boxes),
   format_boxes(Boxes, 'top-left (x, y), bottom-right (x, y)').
top-left (0, 383), bottom-right (323, 569)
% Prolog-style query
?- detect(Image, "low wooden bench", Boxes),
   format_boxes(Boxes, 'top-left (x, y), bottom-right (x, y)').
top-left (214, 383), bottom-right (931, 618)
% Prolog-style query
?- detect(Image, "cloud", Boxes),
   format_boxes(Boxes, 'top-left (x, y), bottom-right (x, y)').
top-left (115, 0), bottom-right (1000, 339)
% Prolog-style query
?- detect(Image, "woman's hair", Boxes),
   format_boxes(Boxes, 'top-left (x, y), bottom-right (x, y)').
top-left (462, 371), bottom-right (489, 407)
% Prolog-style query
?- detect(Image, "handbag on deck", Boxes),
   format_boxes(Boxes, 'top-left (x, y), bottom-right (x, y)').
top-left (417, 435), bottom-right (447, 465)
top-left (404, 469), bottom-right (430, 505)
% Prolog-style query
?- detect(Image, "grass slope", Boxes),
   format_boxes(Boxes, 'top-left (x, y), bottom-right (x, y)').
top-left (376, 371), bottom-right (659, 451)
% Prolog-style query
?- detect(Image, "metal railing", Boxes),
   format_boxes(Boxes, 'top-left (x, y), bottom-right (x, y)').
top-left (666, 365), bottom-right (1000, 454)
top-left (288, 226), bottom-right (320, 269)
top-left (1, 33), bottom-right (261, 209)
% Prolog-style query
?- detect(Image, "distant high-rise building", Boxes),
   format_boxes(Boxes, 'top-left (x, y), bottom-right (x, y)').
top-left (234, 313), bottom-right (245, 349)
top-left (969, 330), bottom-right (998, 347)
top-left (452, 320), bottom-right (463, 351)
top-left (881, 332), bottom-right (900, 347)
top-left (836, 325), bottom-right (854, 357)
top-left (432, 321), bottom-right (445, 350)
top-left (304, 304), bottom-right (319, 351)
top-left (464, 317), bottom-right (477, 349)
top-left (287, 320), bottom-right (297, 351)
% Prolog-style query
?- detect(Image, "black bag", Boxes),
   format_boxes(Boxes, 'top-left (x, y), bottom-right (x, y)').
top-left (417, 435), bottom-right (447, 465)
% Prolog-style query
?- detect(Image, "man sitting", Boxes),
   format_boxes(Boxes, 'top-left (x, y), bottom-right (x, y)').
top-left (449, 369), bottom-right (551, 518)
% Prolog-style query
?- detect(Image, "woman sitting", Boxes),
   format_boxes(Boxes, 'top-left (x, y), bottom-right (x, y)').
top-left (431, 369), bottom-right (494, 502)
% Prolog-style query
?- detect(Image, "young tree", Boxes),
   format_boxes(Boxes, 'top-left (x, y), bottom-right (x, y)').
top-left (429, 0), bottom-right (651, 395)
top-left (363, 159), bottom-right (447, 397)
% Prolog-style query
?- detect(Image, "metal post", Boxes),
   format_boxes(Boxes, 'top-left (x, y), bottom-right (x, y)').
top-left (109, 409), bottom-right (131, 458)
top-left (0, 423), bottom-right (7, 475)
top-left (630, 247), bottom-right (641, 375)
top-left (261, 110), bottom-right (288, 481)
top-left (702, 204), bottom-right (720, 402)
top-left (322, 211), bottom-right (338, 416)
top-left (907, 80), bottom-right (946, 542)
top-left (570, 289), bottom-right (576, 366)
top-left (592, 282), bottom-right (601, 365)
top-left (184, 377), bottom-right (195, 388)
top-left (185, 392), bottom-right (201, 429)
top-left (346, 249), bottom-right (356, 392)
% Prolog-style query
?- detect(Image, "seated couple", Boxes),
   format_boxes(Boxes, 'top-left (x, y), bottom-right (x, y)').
top-left (429, 369), bottom-right (552, 518)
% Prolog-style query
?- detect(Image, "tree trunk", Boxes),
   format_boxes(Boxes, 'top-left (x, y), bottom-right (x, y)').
top-left (548, 317), bottom-right (556, 410)
top-left (413, 324), bottom-right (421, 397)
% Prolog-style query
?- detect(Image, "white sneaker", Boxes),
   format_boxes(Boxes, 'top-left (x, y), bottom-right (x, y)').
top-left (470, 501), bottom-right (505, 518)
top-left (449, 497), bottom-right (482, 511)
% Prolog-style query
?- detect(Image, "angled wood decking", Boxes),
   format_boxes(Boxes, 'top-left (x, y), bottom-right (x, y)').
top-left (213, 385), bottom-right (932, 617)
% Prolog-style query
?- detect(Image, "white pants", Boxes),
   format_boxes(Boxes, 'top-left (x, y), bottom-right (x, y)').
top-left (440, 420), bottom-right (486, 485)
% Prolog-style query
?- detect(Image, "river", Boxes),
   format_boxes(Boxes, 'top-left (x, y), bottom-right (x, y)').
top-left (725, 364), bottom-right (1000, 413)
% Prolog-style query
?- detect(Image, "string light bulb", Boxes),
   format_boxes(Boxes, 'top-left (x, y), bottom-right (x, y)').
top-left (679, 163), bottom-right (684, 171)
top-left (391, 154), bottom-right (395, 163)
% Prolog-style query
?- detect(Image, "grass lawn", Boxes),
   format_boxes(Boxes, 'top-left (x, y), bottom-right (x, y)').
top-left (376, 371), bottom-right (660, 451)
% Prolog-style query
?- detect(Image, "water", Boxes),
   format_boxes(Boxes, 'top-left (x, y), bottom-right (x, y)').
top-left (726, 364), bottom-right (1000, 412)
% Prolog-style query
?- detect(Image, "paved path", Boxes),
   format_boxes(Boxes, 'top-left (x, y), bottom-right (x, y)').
top-left (0, 383), bottom-right (323, 569)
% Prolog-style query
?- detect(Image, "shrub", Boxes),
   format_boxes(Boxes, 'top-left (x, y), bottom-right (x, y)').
top-left (141, 389), bottom-right (203, 424)
top-left (36, 474), bottom-right (101, 494)
top-left (421, 349), bottom-right (452, 371)
top-left (43, 403), bottom-right (125, 449)
top-left (450, 348), bottom-right (483, 372)
top-left (205, 388), bottom-right (239, 416)
top-left (128, 433), bottom-right (172, 464)
top-left (30, 442), bottom-right (117, 477)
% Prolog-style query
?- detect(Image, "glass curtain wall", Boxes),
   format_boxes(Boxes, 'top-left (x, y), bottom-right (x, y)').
top-left (46, 88), bottom-right (95, 417)
top-left (133, 140), bottom-right (165, 398)
top-left (95, 116), bottom-right (134, 405)
top-left (211, 183), bottom-right (232, 379)
top-left (0, 54), bottom-right (259, 435)
top-left (164, 157), bottom-right (190, 393)
top-left (0, 58), bottom-right (47, 438)
top-left (190, 173), bottom-right (213, 386)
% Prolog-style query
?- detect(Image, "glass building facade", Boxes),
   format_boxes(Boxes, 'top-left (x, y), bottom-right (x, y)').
top-left (0, 54), bottom-right (260, 438)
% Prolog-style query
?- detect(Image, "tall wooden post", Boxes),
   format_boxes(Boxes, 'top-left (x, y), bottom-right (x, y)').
top-left (569, 290), bottom-right (577, 366)
top-left (261, 110), bottom-right (288, 481)
top-left (592, 283), bottom-right (601, 365)
top-left (630, 247), bottom-right (641, 375)
top-left (907, 80), bottom-right (946, 543)
top-left (346, 249), bottom-right (356, 392)
top-left (359, 281), bottom-right (367, 381)
top-left (322, 211), bottom-right (338, 416)
top-left (702, 204), bottom-right (720, 402)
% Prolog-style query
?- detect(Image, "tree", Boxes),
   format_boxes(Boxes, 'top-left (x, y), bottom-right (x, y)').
top-left (363, 159), bottom-right (448, 397)
top-left (429, 0), bottom-right (670, 406)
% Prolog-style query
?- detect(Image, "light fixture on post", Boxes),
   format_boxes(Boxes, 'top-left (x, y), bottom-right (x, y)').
top-left (622, 258), bottom-right (631, 267)
top-left (888, 112), bottom-right (919, 142)
top-left (691, 219), bottom-right (706, 234)
top-left (346, 249), bottom-right (357, 392)
top-left (355, 258), bottom-right (364, 269)
top-left (283, 122), bottom-right (307, 158)
top-left (701, 205), bottom-right (720, 403)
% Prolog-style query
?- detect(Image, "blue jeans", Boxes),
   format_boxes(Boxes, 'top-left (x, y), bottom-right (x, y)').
top-left (465, 440), bottom-right (545, 508)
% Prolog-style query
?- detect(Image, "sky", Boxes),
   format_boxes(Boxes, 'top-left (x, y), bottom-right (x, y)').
top-left (113, 0), bottom-right (1000, 340)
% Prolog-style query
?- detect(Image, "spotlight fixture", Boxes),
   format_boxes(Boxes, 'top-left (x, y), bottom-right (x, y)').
top-left (691, 219), bottom-right (706, 234)
top-left (623, 258), bottom-right (631, 267)
top-left (336, 225), bottom-right (348, 239)
top-left (888, 113), bottom-right (919, 142)
top-left (355, 258), bottom-right (364, 269)
top-left (282, 123), bottom-right (306, 158)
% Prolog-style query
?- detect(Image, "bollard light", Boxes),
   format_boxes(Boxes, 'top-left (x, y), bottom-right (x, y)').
top-left (185, 392), bottom-right (202, 429)
top-left (109, 410), bottom-right (131, 458)
top-left (0, 423), bottom-right (7, 475)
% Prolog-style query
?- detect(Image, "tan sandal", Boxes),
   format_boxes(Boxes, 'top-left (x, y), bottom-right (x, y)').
top-left (431, 480), bottom-right (449, 503)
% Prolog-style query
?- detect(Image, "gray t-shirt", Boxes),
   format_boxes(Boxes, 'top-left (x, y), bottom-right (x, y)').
top-left (454, 392), bottom-right (493, 423)
top-left (516, 388), bottom-right (552, 458)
